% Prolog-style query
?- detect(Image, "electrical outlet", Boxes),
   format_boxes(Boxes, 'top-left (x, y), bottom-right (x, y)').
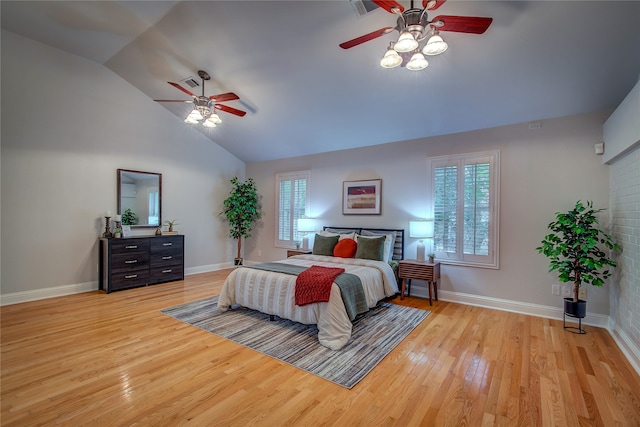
top-left (257, 250), bottom-right (262, 257)
top-left (562, 285), bottom-right (572, 298)
top-left (552, 284), bottom-right (560, 295)
top-left (578, 287), bottom-right (587, 300)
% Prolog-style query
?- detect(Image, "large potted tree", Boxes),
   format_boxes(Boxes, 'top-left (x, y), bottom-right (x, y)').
top-left (537, 200), bottom-right (620, 332)
top-left (221, 177), bottom-right (261, 266)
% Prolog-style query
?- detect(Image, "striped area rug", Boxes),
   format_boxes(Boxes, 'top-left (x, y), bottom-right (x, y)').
top-left (161, 296), bottom-right (430, 389)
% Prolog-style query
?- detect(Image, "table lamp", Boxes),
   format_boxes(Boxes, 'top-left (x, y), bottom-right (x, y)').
top-left (297, 218), bottom-right (315, 250)
top-left (409, 219), bottom-right (434, 261)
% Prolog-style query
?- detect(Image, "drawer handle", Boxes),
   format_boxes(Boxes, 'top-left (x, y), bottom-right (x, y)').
top-left (124, 274), bottom-right (138, 279)
top-left (162, 243), bottom-right (173, 246)
top-left (124, 260), bottom-right (138, 264)
top-left (162, 256), bottom-right (173, 260)
top-left (162, 269), bottom-right (173, 273)
top-left (125, 245), bottom-right (138, 249)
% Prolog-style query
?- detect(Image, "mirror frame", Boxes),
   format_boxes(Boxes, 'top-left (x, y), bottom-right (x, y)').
top-left (117, 169), bottom-right (162, 228)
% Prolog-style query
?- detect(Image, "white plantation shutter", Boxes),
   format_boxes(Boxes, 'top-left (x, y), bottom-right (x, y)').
top-left (276, 171), bottom-right (310, 247)
top-left (429, 151), bottom-right (500, 268)
top-left (434, 165), bottom-right (458, 254)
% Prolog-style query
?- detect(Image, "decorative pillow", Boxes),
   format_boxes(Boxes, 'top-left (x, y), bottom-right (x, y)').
top-left (361, 230), bottom-right (397, 262)
top-left (318, 230), bottom-right (356, 241)
top-left (312, 234), bottom-right (340, 256)
top-left (333, 238), bottom-right (357, 258)
top-left (354, 236), bottom-right (386, 261)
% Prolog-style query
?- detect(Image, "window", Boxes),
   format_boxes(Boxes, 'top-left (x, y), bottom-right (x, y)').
top-left (276, 170), bottom-right (310, 248)
top-left (428, 151), bottom-right (500, 268)
top-left (148, 188), bottom-right (159, 225)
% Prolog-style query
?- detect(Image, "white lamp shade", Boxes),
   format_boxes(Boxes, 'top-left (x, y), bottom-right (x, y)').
top-left (406, 52), bottom-right (429, 71)
top-left (380, 47), bottom-right (402, 68)
top-left (394, 32), bottom-right (419, 53)
top-left (423, 33), bottom-right (448, 56)
top-left (409, 220), bottom-right (434, 238)
top-left (297, 218), bottom-right (315, 232)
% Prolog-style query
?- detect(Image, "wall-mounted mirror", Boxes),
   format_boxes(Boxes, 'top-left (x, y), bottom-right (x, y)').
top-left (117, 169), bottom-right (162, 228)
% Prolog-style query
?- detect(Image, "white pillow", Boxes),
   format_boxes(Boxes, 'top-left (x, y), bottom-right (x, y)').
top-left (318, 230), bottom-right (356, 241)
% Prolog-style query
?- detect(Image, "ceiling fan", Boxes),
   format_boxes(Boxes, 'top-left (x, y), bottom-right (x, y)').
top-left (154, 70), bottom-right (246, 127)
top-left (339, 0), bottom-right (493, 70)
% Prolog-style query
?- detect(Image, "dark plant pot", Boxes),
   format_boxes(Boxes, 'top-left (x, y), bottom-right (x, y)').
top-left (234, 258), bottom-right (243, 266)
top-left (563, 297), bottom-right (586, 318)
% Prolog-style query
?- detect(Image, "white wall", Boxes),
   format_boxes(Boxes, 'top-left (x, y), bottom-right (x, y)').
top-left (247, 111), bottom-right (613, 316)
top-left (1, 30), bottom-right (246, 301)
top-left (603, 79), bottom-right (640, 163)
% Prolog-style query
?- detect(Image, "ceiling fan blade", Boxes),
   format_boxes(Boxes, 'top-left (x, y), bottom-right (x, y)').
top-left (209, 92), bottom-right (240, 102)
top-left (432, 15), bottom-right (493, 34)
top-left (372, 0), bottom-right (404, 14)
top-left (154, 99), bottom-right (193, 103)
top-left (215, 104), bottom-right (247, 117)
top-left (339, 27), bottom-right (395, 49)
top-left (168, 82), bottom-right (197, 97)
top-left (423, 0), bottom-right (446, 10)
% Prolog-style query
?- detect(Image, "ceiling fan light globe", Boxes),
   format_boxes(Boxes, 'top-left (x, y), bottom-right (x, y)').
top-left (189, 108), bottom-right (204, 121)
top-left (184, 115), bottom-right (199, 124)
top-left (394, 32), bottom-right (418, 53)
top-left (380, 48), bottom-right (402, 68)
top-left (202, 119), bottom-right (217, 128)
top-left (209, 113), bottom-right (222, 124)
top-left (423, 34), bottom-right (448, 55)
top-left (406, 52), bottom-right (429, 71)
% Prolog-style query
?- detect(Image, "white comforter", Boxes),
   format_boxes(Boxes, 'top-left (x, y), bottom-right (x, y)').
top-left (217, 254), bottom-right (399, 350)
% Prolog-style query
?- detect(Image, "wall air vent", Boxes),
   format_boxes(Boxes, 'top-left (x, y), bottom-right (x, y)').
top-left (181, 77), bottom-right (200, 88)
top-left (349, 0), bottom-right (380, 16)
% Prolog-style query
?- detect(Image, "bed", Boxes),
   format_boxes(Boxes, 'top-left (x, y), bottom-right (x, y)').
top-left (217, 227), bottom-right (404, 350)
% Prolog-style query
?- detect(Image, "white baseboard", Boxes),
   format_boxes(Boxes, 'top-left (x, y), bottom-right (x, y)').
top-left (608, 320), bottom-right (640, 376)
top-left (0, 264), bottom-right (234, 306)
top-left (0, 281), bottom-right (98, 306)
top-left (408, 286), bottom-right (610, 327)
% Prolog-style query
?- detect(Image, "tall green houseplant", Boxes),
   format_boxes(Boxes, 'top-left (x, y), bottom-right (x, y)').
top-left (537, 200), bottom-right (620, 303)
top-left (221, 177), bottom-right (261, 264)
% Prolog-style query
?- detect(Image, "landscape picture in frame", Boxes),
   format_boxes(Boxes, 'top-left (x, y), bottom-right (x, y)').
top-left (343, 179), bottom-right (381, 215)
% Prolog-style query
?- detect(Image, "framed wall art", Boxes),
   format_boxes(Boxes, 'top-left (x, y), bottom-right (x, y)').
top-left (342, 179), bottom-right (381, 215)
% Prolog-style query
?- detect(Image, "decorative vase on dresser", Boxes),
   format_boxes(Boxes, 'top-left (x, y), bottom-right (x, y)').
top-left (99, 235), bottom-right (184, 293)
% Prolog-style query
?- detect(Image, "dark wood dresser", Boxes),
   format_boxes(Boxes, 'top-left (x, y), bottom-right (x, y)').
top-left (99, 235), bottom-right (184, 293)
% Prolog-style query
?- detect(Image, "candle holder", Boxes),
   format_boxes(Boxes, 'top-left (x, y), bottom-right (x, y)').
top-left (103, 216), bottom-right (113, 238)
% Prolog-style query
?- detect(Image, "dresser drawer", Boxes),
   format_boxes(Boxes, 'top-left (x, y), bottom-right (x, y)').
top-left (110, 270), bottom-right (150, 290)
top-left (111, 252), bottom-right (149, 274)
top-left (110, 239), bottom-right (150, 253)
top-left (150, 236), bottom-right (183, 252)
top-left (150, 252), bottom-right (183, 268)
top-left (150, 266), bottom-right (184, 283)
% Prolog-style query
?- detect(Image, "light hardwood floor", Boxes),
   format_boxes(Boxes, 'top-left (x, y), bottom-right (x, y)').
top-left (2, 270), bottom-right (639, 426)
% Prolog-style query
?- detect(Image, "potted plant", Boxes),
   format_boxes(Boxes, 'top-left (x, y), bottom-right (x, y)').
top-left (164, 219), bottom-right (179, 232)
top-left (536, 201), bottom-right (620, 329)
top-left (113, 227), bottom-right (122, 238)
top-left (220, 177), bottom-right (261, 266)
top-left (121, 208), bottom-right (138, 226)
top-left (427, 253), bottom-right (435, 263)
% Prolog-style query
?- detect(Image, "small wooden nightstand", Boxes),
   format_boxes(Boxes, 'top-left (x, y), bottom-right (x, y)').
top-left (287, 249), bottom-right (312, 257)
top-left (398, 259), bottom-right (441, 305)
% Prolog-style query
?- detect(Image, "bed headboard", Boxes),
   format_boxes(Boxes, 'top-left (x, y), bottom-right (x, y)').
top-left (322, 226), bottom-right (405, 260)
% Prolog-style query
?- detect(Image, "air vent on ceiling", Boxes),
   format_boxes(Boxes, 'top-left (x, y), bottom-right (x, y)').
top-left (349, 0), bottom-right (380, 16)
top-left (180, 77), bottom-right (200, 88)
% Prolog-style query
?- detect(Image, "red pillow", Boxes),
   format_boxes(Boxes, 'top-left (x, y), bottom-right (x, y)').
top-left (333, 239), bottom-right (357, 258)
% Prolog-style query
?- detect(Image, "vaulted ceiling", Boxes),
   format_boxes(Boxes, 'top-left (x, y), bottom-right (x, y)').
top-left (2, 1), bottom-right (639, 163)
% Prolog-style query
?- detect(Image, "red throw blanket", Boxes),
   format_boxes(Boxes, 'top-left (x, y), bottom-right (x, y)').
top-left (295, 265), bottom-right (345, 306)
